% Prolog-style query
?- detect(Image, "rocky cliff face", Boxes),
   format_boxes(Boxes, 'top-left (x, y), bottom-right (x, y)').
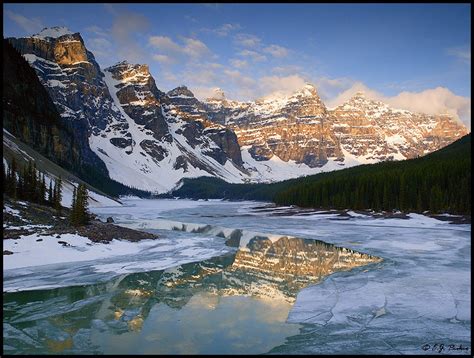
top-left (205, 87), bottom-right (468, 170)
top-left (328, 92), bottom-right (469, 161)
top-left (8, 27), bottom-right (469, 192)
top-left (3, 35), bottom-right (108, 178)
top-left (206, 84), bottom-right (339, 168)
top-left (8, 29), bottom-right (246, 193)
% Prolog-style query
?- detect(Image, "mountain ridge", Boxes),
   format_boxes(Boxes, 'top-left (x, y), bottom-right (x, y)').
top-left (6, 27), bottom-right (469, 193)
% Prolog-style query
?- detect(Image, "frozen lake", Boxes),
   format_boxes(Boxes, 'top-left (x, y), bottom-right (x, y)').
top-left (3, 199), bottom-right (471, 355)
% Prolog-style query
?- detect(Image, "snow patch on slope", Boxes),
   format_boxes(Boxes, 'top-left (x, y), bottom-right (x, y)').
top-left (32, 26), bottom-right (74, 39)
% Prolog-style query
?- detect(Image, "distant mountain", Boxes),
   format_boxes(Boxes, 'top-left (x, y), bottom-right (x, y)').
top-left (204, 86), bottom-right (468, 173)
top-left (6, 27), bottom-right (469, 194)
top-left (169, 134), bottom-right (471, 215)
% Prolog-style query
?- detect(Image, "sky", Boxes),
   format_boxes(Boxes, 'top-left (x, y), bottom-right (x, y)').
top-left (3, 3), bottom-right (471, 129)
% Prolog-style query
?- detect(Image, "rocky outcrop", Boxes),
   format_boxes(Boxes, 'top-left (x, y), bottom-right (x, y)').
top-left (8, 28), bottom-right (247, 193)
top-left (2, 38), bottom-right (106, 177)
top-left (205, 87), bottom-right (468, 167)
top-left (105, 61), bottom-right (170, 142)
top-left (328, 92), bottom-right (469, 160)
top-left (7, 27), bottom-right (469, 193)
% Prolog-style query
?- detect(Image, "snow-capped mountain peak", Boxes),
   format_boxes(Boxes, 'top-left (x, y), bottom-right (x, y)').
top-left (167, 85), bottom-right (195, 98)
top-left (7, 26), bottom-right (469, 194)
top-left (32, 26), bottom-right (74, 40)
top-left (296, 83), bottom-right (319, 97)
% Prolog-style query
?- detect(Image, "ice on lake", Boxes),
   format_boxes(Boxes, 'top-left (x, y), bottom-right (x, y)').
top-left (3, 199), bottom-right (471, 355)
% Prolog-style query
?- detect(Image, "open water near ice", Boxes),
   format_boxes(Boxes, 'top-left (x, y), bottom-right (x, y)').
top-left (3, 199), bottom-right (471, 355)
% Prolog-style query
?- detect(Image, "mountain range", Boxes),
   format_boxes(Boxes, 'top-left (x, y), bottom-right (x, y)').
top-left (5, 26), bottom-right (469, 194)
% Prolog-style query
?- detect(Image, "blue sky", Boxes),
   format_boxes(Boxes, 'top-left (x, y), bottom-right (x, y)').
top-left (3, 3), bottom-right (471, 128)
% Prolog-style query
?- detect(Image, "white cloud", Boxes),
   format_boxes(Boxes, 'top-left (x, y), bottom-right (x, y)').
top-left (149, 35), bottom-right (211, 63)
top-left (149, 36), bottom-right (182, 53)
top-left (258, 74), bottom-right (307, 98)
top-left (85, 25), bottom-right (108, 38)
top-left (204, 23), bottom-right (241, 37)
top-left (234, 33), bottom-right (261, 48)
top-left (271, 65), bottom-right (303, 75)
top-left (86, 37), bottom-right (114, 58)
top-left (182, 37), bottom-right (211, 57)
top-left (6, 10), bottom-right (44, 34)
top-left (447, 46), bottom-right (471, 64)
top-left (223, 69), bottom-right (256, 87)
top-left (152, 54), bottom-right (176, 65)
top-left (191, 86), bottom-right (222, 100)
top-left (230, 59), bottom-right (248, 69)
top-left (109, 8), bottom-right (150, 64)
top-left (238, 49), bottom-right (267, 62)
top-left (263, 44), bottom-right (289, 58)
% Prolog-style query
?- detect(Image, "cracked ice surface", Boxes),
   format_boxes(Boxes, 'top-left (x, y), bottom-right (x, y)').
top-left (5, 199), bottom-right (468, 355)
top-left (273, 219), bottom-right (471, 354)
top-left (115, 199), bottom-right (469, 355)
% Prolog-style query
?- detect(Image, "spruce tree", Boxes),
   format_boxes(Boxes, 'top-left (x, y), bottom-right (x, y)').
top-left (54, 176), bottom-right (63, 213)
top-left (48, 181), bottom-right (53, 206)
top-left (70, 183), bottom-right (90, 226)
top-left (39, 173), bottom-right (46, 204)
top-left (70, 186), bottom-right (77, 225)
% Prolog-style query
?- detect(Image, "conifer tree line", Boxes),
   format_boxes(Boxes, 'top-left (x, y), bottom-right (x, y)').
top-left (4, 158), bottom-right (63, 211)
top-left (69, 183), bottom-right (90, 226)
top-left (274, 136), bottom-right (471, 215)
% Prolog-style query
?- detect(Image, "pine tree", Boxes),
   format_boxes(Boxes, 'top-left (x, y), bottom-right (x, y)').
top-left (54, 176), bottom-right (63, 213)
top-left (48, 180), bottom-right (53, 206)
top-left (70, 183), bottom-right (90, 226)
top-left (39, 173), bottom-right (46, 204)
top-left (70, 186), bottom-right (77, 225)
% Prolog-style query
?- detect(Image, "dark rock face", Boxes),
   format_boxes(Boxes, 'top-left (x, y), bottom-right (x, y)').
top-left (2, 39), bottom-right (107, 177)
top-left (105, 61), bottom-right (170, 142)
top-left (106, 217), bottom-right (114, 223)
top-left (139, 140), bottom-right (168, 162)
top-left (110, 137), bottom-right (132, 149)
top-left (204, 127), bottom-right (243, 166)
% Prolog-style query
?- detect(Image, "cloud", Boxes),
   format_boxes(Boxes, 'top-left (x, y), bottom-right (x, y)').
top-left (152, 54), bottom-right (176, 65)
top-left (108, 7), bottom-right (151, 64)
top-left (86, 37), bottom-right (114, 58)
top-left (5, 10), bottom-right (44, 34)
top-left (230, 59), bottom-right (248, 69)
top-left (184, 15), bottom-right (198, 23)
top-left (263, 45), bottom-right (289, 58)
top-left (149, 36), bottom-right (183, 53)
top-left (234, 33), bottom-right (261, 48)
top-left (271, 65), bottom-right (303, 75)
top-left (85, 25), bottom-right (108, 38)
top-left (328, 82), bottom-right (471, 130)
top-left (238, 49), bottom-right (267, 62)
top-left (446, 46), bottom-right (471, 64)
top-left (258, 74), bottom-right (307, 98)
top-left (314, 77), bottom-right (355, 101)
top-left (203, 23), bottom-right (241, 37)
top-left (191, 86), bottom-right (222, 100)
top-left (182, 37), bottom-right (211, 57)
top-left (223, 69), bottom-right (256, 87)
top-left (149, 35), bottom-right (211, 64)
top-left (388, 87), bottom-right (471, 129)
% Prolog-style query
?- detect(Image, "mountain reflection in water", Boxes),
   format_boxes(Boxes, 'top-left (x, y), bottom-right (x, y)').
top-left (3, 229), bottom-right (382, 355)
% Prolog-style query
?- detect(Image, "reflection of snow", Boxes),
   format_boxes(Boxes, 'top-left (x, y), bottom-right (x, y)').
top-left (3, 198), bottom-right (471, 355)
